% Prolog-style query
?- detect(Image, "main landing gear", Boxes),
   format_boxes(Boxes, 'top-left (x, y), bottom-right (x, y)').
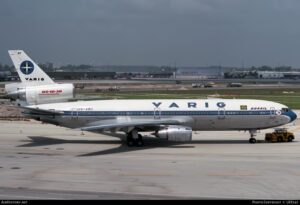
top-left (249, 129), bottom-right (257, 144)
top-left (127, 130), bottom-right (144, 147)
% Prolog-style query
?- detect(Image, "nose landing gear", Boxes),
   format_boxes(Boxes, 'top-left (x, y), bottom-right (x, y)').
top-left (249, 137), bottom-right (256, 144)
top-left (249, 129), bottom-right (257, 144)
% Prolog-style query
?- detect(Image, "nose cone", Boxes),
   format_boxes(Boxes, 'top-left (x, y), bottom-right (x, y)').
top-left (288, 110), bottom-right (297, 122)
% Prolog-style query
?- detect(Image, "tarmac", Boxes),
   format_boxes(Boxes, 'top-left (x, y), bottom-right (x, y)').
top-left (0, 112), bottom-right (300, 200)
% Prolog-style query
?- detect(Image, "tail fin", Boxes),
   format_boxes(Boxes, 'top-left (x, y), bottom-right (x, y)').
top-left (8, 50), bottom-right (54, 85)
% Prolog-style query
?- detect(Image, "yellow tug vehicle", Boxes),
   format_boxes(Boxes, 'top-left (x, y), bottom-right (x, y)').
top-left (265, 128), bottom-right (295, 143)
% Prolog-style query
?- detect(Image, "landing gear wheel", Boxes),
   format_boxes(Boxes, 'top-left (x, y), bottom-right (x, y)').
top-left (249, 130), bottom-right (257, 144)
top-left (249, 138), bottom-right (257, 144)
top-left (127, 135), bottom-right (135, 147)
top-left (136, 134), bottom-right (144, 147)
top-left (127, 132), bottom-right (144, 147)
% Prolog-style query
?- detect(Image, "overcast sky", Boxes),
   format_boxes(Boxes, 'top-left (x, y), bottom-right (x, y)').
top-left (1, 0), bottom-right (300, 67)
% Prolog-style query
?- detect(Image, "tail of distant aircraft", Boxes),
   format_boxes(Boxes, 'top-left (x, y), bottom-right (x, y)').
top-left (8, 50), bottom-right (54, 85)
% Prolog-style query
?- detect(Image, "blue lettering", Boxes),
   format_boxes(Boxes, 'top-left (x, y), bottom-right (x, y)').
top-left (188, 102), bottom-right (196, 108)
top-left (152, 102), bottom-right (162, 108)
top-left (217, 102), bottom-right (226, 108)
top-left (169, 102), bottom-right (179, 108)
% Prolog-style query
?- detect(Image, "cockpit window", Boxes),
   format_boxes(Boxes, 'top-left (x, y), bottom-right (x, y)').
top-left (282, 108), bottom-right (289, 113)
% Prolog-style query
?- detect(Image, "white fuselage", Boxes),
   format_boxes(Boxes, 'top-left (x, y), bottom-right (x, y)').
top-left (26, 99), bottom-right (296, 131)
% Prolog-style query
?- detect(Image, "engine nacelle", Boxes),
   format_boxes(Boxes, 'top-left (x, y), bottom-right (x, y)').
top-left (155, 125), bottom-right (192, 142)
top-left (12, 84), bottom-right (74, 105)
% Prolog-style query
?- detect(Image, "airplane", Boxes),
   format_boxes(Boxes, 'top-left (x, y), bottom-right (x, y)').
top-left (6, 50), bottom-right (297, 146)
top-left (4, 50), bottom-right (74, 105)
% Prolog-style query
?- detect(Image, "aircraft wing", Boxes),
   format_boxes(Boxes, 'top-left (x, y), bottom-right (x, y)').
top-left (79, 118), bottom-right (185, 133)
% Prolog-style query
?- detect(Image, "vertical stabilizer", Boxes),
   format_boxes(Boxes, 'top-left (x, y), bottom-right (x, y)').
top-left (8, 50), bottom-right (54, 85)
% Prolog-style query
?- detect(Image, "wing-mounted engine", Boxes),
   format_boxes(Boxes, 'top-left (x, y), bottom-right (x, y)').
top-left (155, 125), bottom-right (192, 142)
top-left (7, 83), bottom-right (75, 105)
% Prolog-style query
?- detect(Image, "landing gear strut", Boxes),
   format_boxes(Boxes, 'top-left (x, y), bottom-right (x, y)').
top-left (136, 134), bottom-right (144, 147)
top-left (249, 130), bottom-right (257, 144)
top-left (127, 134), bottom-right (135, 147)
top-left (127, 130), bottom-right (144, 147)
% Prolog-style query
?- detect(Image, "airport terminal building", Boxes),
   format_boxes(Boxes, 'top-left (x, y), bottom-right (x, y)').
top-left (176, 66), bottom-right (229, 79)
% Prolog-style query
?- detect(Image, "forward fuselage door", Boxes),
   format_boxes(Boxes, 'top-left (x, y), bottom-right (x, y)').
top-left (218, 108), bottom-right (226, 119)
top-left (270, 107), bottom-right (275, 119)
top-left (154, 107), bottom-right (161, 119)
top-left (71, 108), bottom-right (79, 119)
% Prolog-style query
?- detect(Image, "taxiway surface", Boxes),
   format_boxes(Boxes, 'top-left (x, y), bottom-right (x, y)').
top-left (0, 113), bottom-right (300, 199)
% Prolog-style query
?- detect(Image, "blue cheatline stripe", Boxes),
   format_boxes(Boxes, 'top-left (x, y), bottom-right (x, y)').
top-left (63, 110), bottom-right (277, 117)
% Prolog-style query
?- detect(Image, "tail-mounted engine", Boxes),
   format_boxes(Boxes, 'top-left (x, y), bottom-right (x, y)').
top-left (7, 83), bottom-right (74, 105)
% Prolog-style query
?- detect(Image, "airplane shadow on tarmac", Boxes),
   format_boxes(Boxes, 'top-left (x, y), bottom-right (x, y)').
top-left (18, 135), bottom-right (249, 156)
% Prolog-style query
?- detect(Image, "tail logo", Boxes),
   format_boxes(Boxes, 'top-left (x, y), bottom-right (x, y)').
top-left (20, 61), bottom-right (34, 75)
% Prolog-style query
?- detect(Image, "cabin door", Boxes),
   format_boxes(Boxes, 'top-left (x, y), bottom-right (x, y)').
top-left (218, 108), bottom-right (226, 119)
top-left (270, 107), bottom-right (275, 119)
top-left (71, 108), bottom-right (79, 119)
top-left (154, 108), bottom-right (161, 119)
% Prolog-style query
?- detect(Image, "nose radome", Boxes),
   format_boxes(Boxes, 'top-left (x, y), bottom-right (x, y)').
top-left (289, 110), bottom-right (297, 122)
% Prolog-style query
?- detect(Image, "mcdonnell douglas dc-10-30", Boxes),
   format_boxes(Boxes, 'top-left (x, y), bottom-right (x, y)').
top-left (6, 50), bottom-right (297, 146)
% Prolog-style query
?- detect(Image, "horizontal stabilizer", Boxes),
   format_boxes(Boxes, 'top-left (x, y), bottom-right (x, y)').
top-left (19, 106), bottom-right (64, 116)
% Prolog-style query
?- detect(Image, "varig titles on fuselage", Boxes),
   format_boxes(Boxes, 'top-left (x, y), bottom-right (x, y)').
top-left (152, 101), bottom-right (226, 109)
